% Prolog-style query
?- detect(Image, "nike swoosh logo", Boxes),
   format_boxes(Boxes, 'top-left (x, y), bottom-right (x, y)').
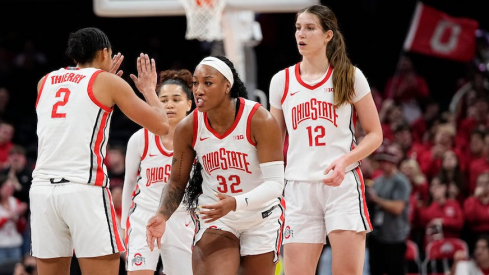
top-left (290, 91), bottom-right (301, 96)
top-left (149, 154), bottom-right (158, 157)
top-left (185, 221), bottom-right (191, 227)
top-left (199, 137), bottom-right (210, 141)
top-left (245, 198), bottom-right (249, 206)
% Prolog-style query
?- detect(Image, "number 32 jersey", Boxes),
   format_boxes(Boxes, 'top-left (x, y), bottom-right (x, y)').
top-left (273, 63), bottom-right (371, 181)
top-left (192, 98), bottom-right (276, 212)
top-left (33, 67), bottom-right (113, 187)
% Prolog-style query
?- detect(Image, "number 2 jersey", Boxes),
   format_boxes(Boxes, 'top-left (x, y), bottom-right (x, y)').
top-left (192, 98), bottom-right (280, 216)
top-left (33, 67), bottom-right (113, 187)
top-left (269, 63), bottom-right (371, 181)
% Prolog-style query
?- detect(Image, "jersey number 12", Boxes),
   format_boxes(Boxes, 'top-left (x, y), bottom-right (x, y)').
top-left (306, 125), bottom-right (326, 146)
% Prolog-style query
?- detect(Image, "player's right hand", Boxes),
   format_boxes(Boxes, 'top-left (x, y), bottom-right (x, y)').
top-left (130, 53), bottom-right (157, 96)
top-left (146, 213), bottom-right (166, 251)
top-left (110, 52), bottom-right (124, 77)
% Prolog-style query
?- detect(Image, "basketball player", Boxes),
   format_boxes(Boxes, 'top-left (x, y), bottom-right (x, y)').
top-left (30, 27), bottom-right (169, 275)
top-left (268, 5), bottom-right (383, 275)
top-left (122, 69), bottom-right (194, 275)
top-left (146, 55), bottom-right (285, 275)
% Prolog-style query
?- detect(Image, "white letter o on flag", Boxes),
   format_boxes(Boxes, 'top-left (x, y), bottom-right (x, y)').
top-left (430, 20), bottom-right (461, 54)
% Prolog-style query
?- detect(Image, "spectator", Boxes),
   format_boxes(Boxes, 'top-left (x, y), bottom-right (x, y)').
top-left (455, 95), bottom-right (489, 154)
top-left (438, 150), bottom-right (468, 204)
top-left (461, 130), bottom-right (487, 176)
top-left (449, 70), bottom-right (489, 125)
top-left (0, 121), bottom-right (14, 167)
top-left (418, 123), bottom-right (463, 180)
top-left (419, 176), bottom-right (464, 247)
top-left (367, 142), bottom-right (411, 275)
top-left (468, 148), bottom-right (489, 195)
top-left (383, 54), bottom-right (430, 124)
top-left (452, 234), bottom-right (489, 275)
top-left (2, 145), bottom-right (33, 205)
top-left (399, 158), bottom-right (429, 204)
top-left (106, 144), bottom-right (126, 189)
top-left (393, 123), bottom-right (425, 162)
top-left (0, 145), bottom-right (33, 256)
top-left (379, 99), bottom-right (408, 142)
top-left (0, 174), bottom-right (27, 266)
top-left (410, 98), bottom-right (440, 145)
top-left (463, 172), bottom-right (489, 252)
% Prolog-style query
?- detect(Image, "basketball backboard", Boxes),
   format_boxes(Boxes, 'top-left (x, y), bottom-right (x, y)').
top-left (93, 0), bottom-right (319, 17)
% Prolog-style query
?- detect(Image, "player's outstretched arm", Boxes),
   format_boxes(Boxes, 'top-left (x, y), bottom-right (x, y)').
top-left (146, 114), bottom-right (195, 250)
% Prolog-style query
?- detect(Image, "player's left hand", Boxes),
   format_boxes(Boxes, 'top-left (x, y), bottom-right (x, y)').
top-left (146, 213), bottom-right (167, 251)
top-left (322, 157), bottom-right (347, 186)
top-left (110, 52), bottom-right (124, 77)
top-left (199, 192), bottom-right (236, 223)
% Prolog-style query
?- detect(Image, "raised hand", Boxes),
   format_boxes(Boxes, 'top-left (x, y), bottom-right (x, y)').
top-left (146, 213), bottom-right (166, 251)
top-left (110, 52), bottom-right (124, 77)
top-left (198, 192), bottom-right (236, 223)
top-left (130, 53), bottom-right (157, 96)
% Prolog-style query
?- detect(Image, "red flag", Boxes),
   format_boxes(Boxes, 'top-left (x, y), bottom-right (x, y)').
top-left (403, 2), bottom-right (479, 62)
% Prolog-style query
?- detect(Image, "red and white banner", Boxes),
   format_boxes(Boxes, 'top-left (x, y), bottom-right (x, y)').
top-left (403, 2), bottom-right (479, 62)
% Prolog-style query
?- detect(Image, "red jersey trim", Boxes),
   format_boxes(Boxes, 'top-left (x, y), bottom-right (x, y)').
top-left (354, 167), bottom-right (372, 230)
top-left (105, 188), bottom-right (125, 251)
top-left (246, 103), bottom-right (261, 146)
top-left (155, 135), bottom-right (173, 157)
top-left (192, 109), bottom-right (199, 148)
top-left (294, 63), bottom-right (333, 90)
top-left (280, 68), bottom-right (290, 105)
top-left (87, 70), bottom-right (113, 113)
top-left (94, 111), bottom-right (110, 186)
top-left (204, 97), bottom-right (245, 139)
top-left (141, 129), bottom-right (149, 161)
top-left (36, 73), bottom-right (50, 108)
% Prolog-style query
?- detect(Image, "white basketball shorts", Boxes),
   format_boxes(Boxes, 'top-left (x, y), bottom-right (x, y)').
top-left (30, 182), bottom-right (125, 258)
top-left (125, 205), bottom-right (194, 274)
top-left (193, 198), bottom-right (285, 263)
top-left (282, 167), bottom-right (372, 244)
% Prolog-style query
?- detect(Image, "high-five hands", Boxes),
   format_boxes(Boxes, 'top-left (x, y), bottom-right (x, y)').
top-left (130, 53), bottom-right (158, 95)
top-left (110, 52), bottom-right (124, 77)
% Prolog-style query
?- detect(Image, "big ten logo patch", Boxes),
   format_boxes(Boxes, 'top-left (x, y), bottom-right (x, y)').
top-left (233, 135), bottom-right (244, 140)
top-left (284, 225), bottom-right (294, 239)
top-left (132, 253), bottom-right (145, 266)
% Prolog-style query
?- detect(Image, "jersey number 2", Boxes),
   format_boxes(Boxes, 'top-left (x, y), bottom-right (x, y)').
top-left (217, 175), bottom-right (243, 193)
top-left (51, 88), bottom-right (71, 118)
top-left (306, 125), bottom-right (326, 146)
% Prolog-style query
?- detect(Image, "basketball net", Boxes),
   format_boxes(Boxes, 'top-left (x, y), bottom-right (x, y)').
top-left (179, 0), bottom-right (226, 42)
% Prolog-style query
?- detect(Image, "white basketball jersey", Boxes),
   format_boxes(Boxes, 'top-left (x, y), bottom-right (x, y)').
top-left (193, 98), bottom-right (277, 213)
top-left (280, 63), bottom-right (369, 181)
top-left (131, 128), bottom-right (185, 212)
top-left (33, 67), bottom-right (113, 187)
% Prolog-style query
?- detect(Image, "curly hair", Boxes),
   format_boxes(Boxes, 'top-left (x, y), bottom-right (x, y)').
top-left (156, 69), bottom-right (193, 100)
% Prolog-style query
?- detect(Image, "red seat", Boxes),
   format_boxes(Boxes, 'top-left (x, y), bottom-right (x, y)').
top-left (422, 238), bottom-right (468, 275)
top-left (406, 239), bottom-right (422, 275)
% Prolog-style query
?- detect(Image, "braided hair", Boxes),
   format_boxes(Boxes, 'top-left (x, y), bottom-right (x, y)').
top-left (65, 27), bottom-right (111, 65)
